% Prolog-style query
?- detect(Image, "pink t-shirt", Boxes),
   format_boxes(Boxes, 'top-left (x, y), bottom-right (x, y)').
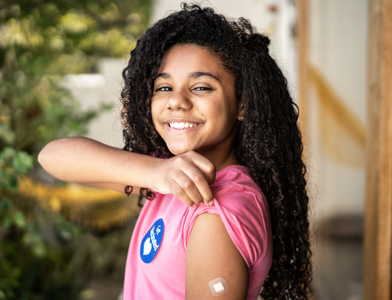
top-left (123, 165), bottom-right (273, 299)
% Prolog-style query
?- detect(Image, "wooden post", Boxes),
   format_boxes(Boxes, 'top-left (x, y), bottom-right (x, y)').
top-left (364, 0), bottom-right (392, 299)
top-left (297, 0), bottom-right (308, 148)
top-left (296, 2), bottom-right (313, 299)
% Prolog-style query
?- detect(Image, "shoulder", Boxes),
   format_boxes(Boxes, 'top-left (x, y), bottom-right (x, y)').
top-left (212, 165), bottom-right (264, 198)
top-left (185, 165), bottom-right (272, 266)
top-left (212, 165), bottom-right (268, 217)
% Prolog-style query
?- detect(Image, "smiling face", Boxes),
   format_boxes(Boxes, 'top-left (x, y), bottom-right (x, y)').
top-left (151, 44), bottom-right (242, 169)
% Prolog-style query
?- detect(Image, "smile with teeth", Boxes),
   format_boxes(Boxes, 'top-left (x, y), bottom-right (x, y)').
top-left (169, 122), bottom-right (199, 129)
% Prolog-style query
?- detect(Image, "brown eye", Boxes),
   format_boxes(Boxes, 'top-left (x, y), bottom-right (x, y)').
top-left (194, 86), bottom-right (213, 91)
top-left (155, 86), bottom-right (172, 92)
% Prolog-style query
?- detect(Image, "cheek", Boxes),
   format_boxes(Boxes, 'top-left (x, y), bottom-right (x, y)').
top-left (217, 96), bottom-right (239, 122)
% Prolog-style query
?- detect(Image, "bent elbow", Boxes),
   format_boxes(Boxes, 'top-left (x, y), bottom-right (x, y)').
top-left (38, 139), bottom-right (65, 173)
top-left (38, 143), bottom-right (54, 172)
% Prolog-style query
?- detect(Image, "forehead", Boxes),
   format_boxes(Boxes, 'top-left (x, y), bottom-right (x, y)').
top-left (157, 44), bottom-right (230, 77)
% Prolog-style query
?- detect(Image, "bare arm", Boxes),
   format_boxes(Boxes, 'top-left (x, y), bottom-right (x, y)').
top-left (185, 213), bottom-right (249, 299)
top-left (38, 137), bottom-right (215, 205)
top-left (38, 137), bottom-right (156, 192)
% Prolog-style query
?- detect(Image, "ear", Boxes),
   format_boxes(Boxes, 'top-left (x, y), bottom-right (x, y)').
top-left (237, 103), bottom-right (244, 121)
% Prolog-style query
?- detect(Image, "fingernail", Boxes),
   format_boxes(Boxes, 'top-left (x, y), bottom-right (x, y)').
top-left (208, 200), bottom-right (214, 206)
top-left (192, 204), bottom-right (197, 208)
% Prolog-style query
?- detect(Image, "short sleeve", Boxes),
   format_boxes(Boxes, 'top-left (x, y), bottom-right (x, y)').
top-left (181, 183), bottom-right (270, 268)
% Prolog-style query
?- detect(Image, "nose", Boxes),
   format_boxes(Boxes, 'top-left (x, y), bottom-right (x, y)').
top-left (166, 89), bottom-right (192, 110)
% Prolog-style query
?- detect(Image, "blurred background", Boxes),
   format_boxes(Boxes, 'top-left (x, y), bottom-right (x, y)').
top-left (1, 0), bottom-right (389, 300)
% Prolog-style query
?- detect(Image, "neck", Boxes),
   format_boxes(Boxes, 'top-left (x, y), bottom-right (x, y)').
top-left (198, 144), bottom-right (239, 172)
top-left (198, 125), bottom-right (241, 171)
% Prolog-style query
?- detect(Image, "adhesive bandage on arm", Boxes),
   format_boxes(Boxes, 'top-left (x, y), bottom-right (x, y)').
top-left (209, 277), bottom-right (229, 297)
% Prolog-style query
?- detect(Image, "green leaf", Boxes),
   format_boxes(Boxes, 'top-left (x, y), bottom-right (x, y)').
top-left (13, 211), bottom-right (26, 228)
top-left (0, 290), bottom-right (6, 300)
top-left (3, 214), bottom-right (11, 229)
top-left (6, 174), bottom-right (18, 192)
top-left (32, 240), bottom-right (46, 257)
top-left (0, 169), bottom-right (10, 188)
top-left (0, 123), bottom-right (15, 144)
top-left (0, 147), bottom-right (15, 162)
top-left (0, 198), bottom-right (12, 211)
top-left (11, 151), bottom-right (33, 174)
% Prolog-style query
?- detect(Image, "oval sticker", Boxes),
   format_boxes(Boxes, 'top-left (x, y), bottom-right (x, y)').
top-left (140, 218), bottom-right (165, 263)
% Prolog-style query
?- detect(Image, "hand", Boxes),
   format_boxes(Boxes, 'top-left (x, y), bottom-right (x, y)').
top-left (149, 151), bottom-right (216, 207)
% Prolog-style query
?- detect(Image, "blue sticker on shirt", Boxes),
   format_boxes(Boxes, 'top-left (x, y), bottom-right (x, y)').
top-left (140, 218), bottom-right (164, 263)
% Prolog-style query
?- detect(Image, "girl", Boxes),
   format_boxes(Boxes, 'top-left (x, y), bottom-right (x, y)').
top-left (39, 4), bottom-right (312, 300)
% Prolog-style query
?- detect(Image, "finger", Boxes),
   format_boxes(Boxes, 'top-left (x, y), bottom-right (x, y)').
top-left (187, 151), bottom-right (216, 185)
top-left (167, 153), bottom-right (215, 205)
top-left (172, 172), bottom-right (204, 205)
top-left (182, 168), bottom-right (214, 205)
top-left (182, 152), bottom-right (215, 203)
top-left (170, 180), bottom-right (196, 207)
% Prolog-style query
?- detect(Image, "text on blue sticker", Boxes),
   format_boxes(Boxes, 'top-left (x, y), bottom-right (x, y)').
top-left (140, 218), bottom-right (164, 263)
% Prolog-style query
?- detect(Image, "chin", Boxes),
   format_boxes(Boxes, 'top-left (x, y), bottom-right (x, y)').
top-left (169, 149), bottom-right (189, 156)
top-left (167, 145), bottom-right (194, 156)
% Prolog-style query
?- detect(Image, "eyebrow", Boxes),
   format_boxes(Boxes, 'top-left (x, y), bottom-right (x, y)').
top-left (155, 72), bottom-right (221, 82)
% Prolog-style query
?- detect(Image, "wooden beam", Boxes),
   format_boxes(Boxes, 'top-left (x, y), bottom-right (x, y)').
top-left (364, 0), bottom-right (392, 299)
top-left (296, 2), bottom-right (314, 299)
top-left (297, 0), bottom-right (308, 150)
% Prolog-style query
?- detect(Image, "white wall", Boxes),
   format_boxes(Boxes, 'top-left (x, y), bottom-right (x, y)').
top-left (64, 58), bottom-right (128, 148)
top-left (307, 0), bottom-right (368, 218)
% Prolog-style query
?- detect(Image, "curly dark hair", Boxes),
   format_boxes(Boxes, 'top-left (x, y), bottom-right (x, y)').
top-left (120, 3), bottom-right (312, 299)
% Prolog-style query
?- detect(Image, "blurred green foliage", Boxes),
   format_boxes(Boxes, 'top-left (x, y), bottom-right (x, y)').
top-left (0, 0), bottom-right (152, 298)
top-left (0, 147), bottom-right (84, 300)
top-left (0, 0), bottom-right (152, 152)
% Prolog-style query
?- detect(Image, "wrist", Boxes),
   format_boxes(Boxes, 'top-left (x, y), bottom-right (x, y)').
top-left (124, 153), bottom-right (161, 190)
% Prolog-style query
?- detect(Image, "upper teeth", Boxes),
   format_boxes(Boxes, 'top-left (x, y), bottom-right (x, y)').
top-left (169, 122), bottom-right (198, 129)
